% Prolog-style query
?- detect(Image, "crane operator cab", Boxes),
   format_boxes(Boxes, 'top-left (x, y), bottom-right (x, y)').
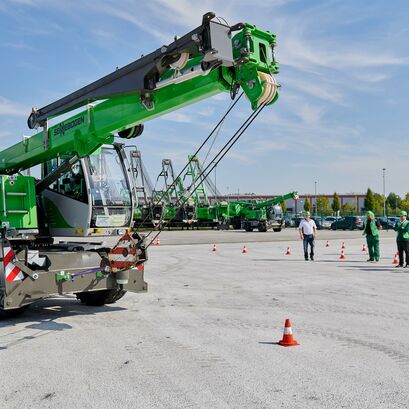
top-left (42, 143), bottom-right (134, 237)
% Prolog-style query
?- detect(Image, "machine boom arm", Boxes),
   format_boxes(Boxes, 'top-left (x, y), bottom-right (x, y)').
top-left (0, 12), bottom-right (279, 175)
top-left (253, 192), bottom-right (298, 209)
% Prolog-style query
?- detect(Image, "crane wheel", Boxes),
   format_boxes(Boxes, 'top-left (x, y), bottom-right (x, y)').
top-left (170, 52), bottom-right (189, 70)
top-left (76, 289), bottom-right (127, 306)
top-left (258, 72), bottom-right (278, 106)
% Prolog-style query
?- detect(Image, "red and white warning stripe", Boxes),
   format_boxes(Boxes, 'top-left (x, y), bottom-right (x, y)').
top-left (108, 233), bottom-right (138, 271)
top-left (3, 246), bottom-right (24, 282)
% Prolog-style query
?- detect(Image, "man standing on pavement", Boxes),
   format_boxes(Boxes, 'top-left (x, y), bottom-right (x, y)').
top-left (299, 211), bottom-right (317, 261)
top-left (394, 210), bottom-right (409, 268)
top-left (363, 211), bottom-right (381, 262)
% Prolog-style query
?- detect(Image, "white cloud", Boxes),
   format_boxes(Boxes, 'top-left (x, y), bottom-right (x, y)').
top-left (161, 111), bottom-right (194, 123)
top-left (0, 97), bottom-right (30, 117)
top-left (284, 75), bottom-right (344, 104)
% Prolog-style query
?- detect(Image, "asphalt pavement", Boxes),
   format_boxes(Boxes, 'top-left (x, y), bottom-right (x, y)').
top-left (1, 229), bottom-right (408, 408)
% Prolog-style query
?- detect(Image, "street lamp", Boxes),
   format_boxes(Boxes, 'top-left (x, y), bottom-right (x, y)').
top-left (382, 168), bottom-right (386, 217)
top-left (314, 181), bottom-right (317, 216)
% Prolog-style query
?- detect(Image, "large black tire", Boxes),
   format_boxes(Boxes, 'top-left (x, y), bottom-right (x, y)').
top-left (273, 228), bottom-right (282, 232)
top-left (231, 221), bottom-right (241, 230)
top-left (0, 305), bottom-right (30, 320)
top-left (76, 289), bottom-right (127, 306)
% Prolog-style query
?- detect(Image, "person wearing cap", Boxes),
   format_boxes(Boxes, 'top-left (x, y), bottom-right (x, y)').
top-left (363, 211), bottom-right (381, 262)
top-left (394, 210), bottom-right (409, 267)
top-left (298, 211), bottom-right (317, 261)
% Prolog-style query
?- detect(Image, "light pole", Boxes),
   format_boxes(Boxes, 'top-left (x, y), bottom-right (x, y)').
top-left (382, 168), bottom-right (386, 217)
top-left (314, 181), bottom-right (317, 216)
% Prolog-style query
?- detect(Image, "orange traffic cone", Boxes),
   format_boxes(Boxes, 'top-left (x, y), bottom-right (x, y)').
top-left (362, 244), bottom-right (367, 253)
top-left (242, 245), bottom-right (247, 254)
top-left (339, 249), bottom-right (346, 260)
top-left (285, 247), bottom-right (291, 255)
top-left (392, 252), bottom-right (399, 265)
top-left (212, 244), bottom-right (217, 252)
top-left (278, 319), bottom-right (300, 347)
top-left (341, 242), bottom-right (345, 249)
top-left (325, 241), bottom-right (330, 247)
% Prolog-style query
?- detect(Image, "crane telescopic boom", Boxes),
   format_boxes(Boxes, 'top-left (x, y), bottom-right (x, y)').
top-left (0, 12), bottom-right (279, 175)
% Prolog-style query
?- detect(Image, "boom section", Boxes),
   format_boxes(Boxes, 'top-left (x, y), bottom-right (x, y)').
top-left (0, 12), bottom-right (279, 175)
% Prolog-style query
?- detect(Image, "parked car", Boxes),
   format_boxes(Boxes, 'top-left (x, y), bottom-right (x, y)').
top-left (291, 216), bottom-right (303, 228)
top-left (311, 216), bottom-right (323, 230)
top-left (284, 215), bottom-right (292, 227)
top-left (378, 217), bottom-right (396, 230)
top-left (331, 216), bottom-right (365, 230)
top-left (322, 216), bottom-right (336, 229)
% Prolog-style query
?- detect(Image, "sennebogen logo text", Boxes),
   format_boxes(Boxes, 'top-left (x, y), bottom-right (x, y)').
top-left (53, 116), bottom-right (85, 136)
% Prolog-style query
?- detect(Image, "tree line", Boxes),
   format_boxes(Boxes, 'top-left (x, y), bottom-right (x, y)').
top-left (364, 188), bottom-right (407, 216)
top-left (281, 188), bottom-right (406, 217)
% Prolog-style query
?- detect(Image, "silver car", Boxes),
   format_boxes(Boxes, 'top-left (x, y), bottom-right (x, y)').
top-left (322, 216), bottom-right (336, 229)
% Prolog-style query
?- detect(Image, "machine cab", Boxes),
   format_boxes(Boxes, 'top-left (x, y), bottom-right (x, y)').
top-left (42, 143), bottom-right (134, 237)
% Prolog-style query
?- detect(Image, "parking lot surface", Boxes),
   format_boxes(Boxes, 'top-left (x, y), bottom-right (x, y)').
top-left (1, 230), bottom-right (408, 409)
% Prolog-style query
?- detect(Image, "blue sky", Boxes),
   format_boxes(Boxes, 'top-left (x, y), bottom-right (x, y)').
top-left (1, 0), bottom-right (409, 196)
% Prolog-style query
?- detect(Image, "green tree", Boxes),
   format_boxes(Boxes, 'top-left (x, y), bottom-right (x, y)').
top-left (280, 200), bottom-right (287, 213)
top-left (341, 202), bottom-right (356, 216)
top-left (386, 192), bottom-right (401, 213)
top-left (364, 188), bottom-right (375, 212)
top-left (400, 193), bottom-right (409, 212)
top-left (317, 197), bottom-right (331, 215)
top-left (332, 192), bottom-right (340, 213)
top-left (373, 193), bottom-right (385, 216)
top-left (304, 197), bottom-right (311, 212)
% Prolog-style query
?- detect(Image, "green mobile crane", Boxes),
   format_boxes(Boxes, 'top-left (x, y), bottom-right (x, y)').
top-left (128, 148), bottom-right (165, 228)
top-left (153, 159), bottom-right (196, 228)
top-left (0, 12), bottom-right (279, 316)
top-left (234, 192), bottom-right (298, 232)
top-left (183, 155), bottom-right (219, 228)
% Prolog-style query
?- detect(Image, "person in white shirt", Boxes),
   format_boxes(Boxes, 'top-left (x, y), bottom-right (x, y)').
top-left (298, 211), bottom-right (317, 261)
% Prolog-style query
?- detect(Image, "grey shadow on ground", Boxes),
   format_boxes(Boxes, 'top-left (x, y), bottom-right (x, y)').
top-left (0, 297), bottom-right (126, 350)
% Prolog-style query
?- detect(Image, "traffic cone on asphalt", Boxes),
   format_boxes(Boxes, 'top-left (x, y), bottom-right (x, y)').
top-left (339, 249), bottom-right (346, 260)
top-left (325, 241), bottom-right (330, 247)
top-left (392, 252), bottom-right (399, 265)
top-left (285, 247), bottom-right (291, 255)
top-left (278, 319), bottom-right (300, 347)
top-left (341, 242), bottom-right (345, 249)
top-left (242, 245), bottom-right (247, 254)
top-left (212, 244), bottom-right (217, 252)
top-left (362, 244), bottom-right (367, 253)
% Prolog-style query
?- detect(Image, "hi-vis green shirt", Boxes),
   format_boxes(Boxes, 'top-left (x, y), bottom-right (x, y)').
top-left (363, 219), bottom-right (380, 237)
top-left (394, 220), bottom-right (409, 241)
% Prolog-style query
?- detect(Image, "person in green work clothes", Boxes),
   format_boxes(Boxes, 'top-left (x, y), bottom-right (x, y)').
top-left (363, 211), bottom-right (381, 262)
top-left (394, 210), bottom-right (409, 267)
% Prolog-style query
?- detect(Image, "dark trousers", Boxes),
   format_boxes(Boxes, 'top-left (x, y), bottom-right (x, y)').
top-left (303, 234), bottom-right (315, 259)
top-left (366, 235), bottom-right (380, 261)
top-left (397, 241), bottom-right (409, 266)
